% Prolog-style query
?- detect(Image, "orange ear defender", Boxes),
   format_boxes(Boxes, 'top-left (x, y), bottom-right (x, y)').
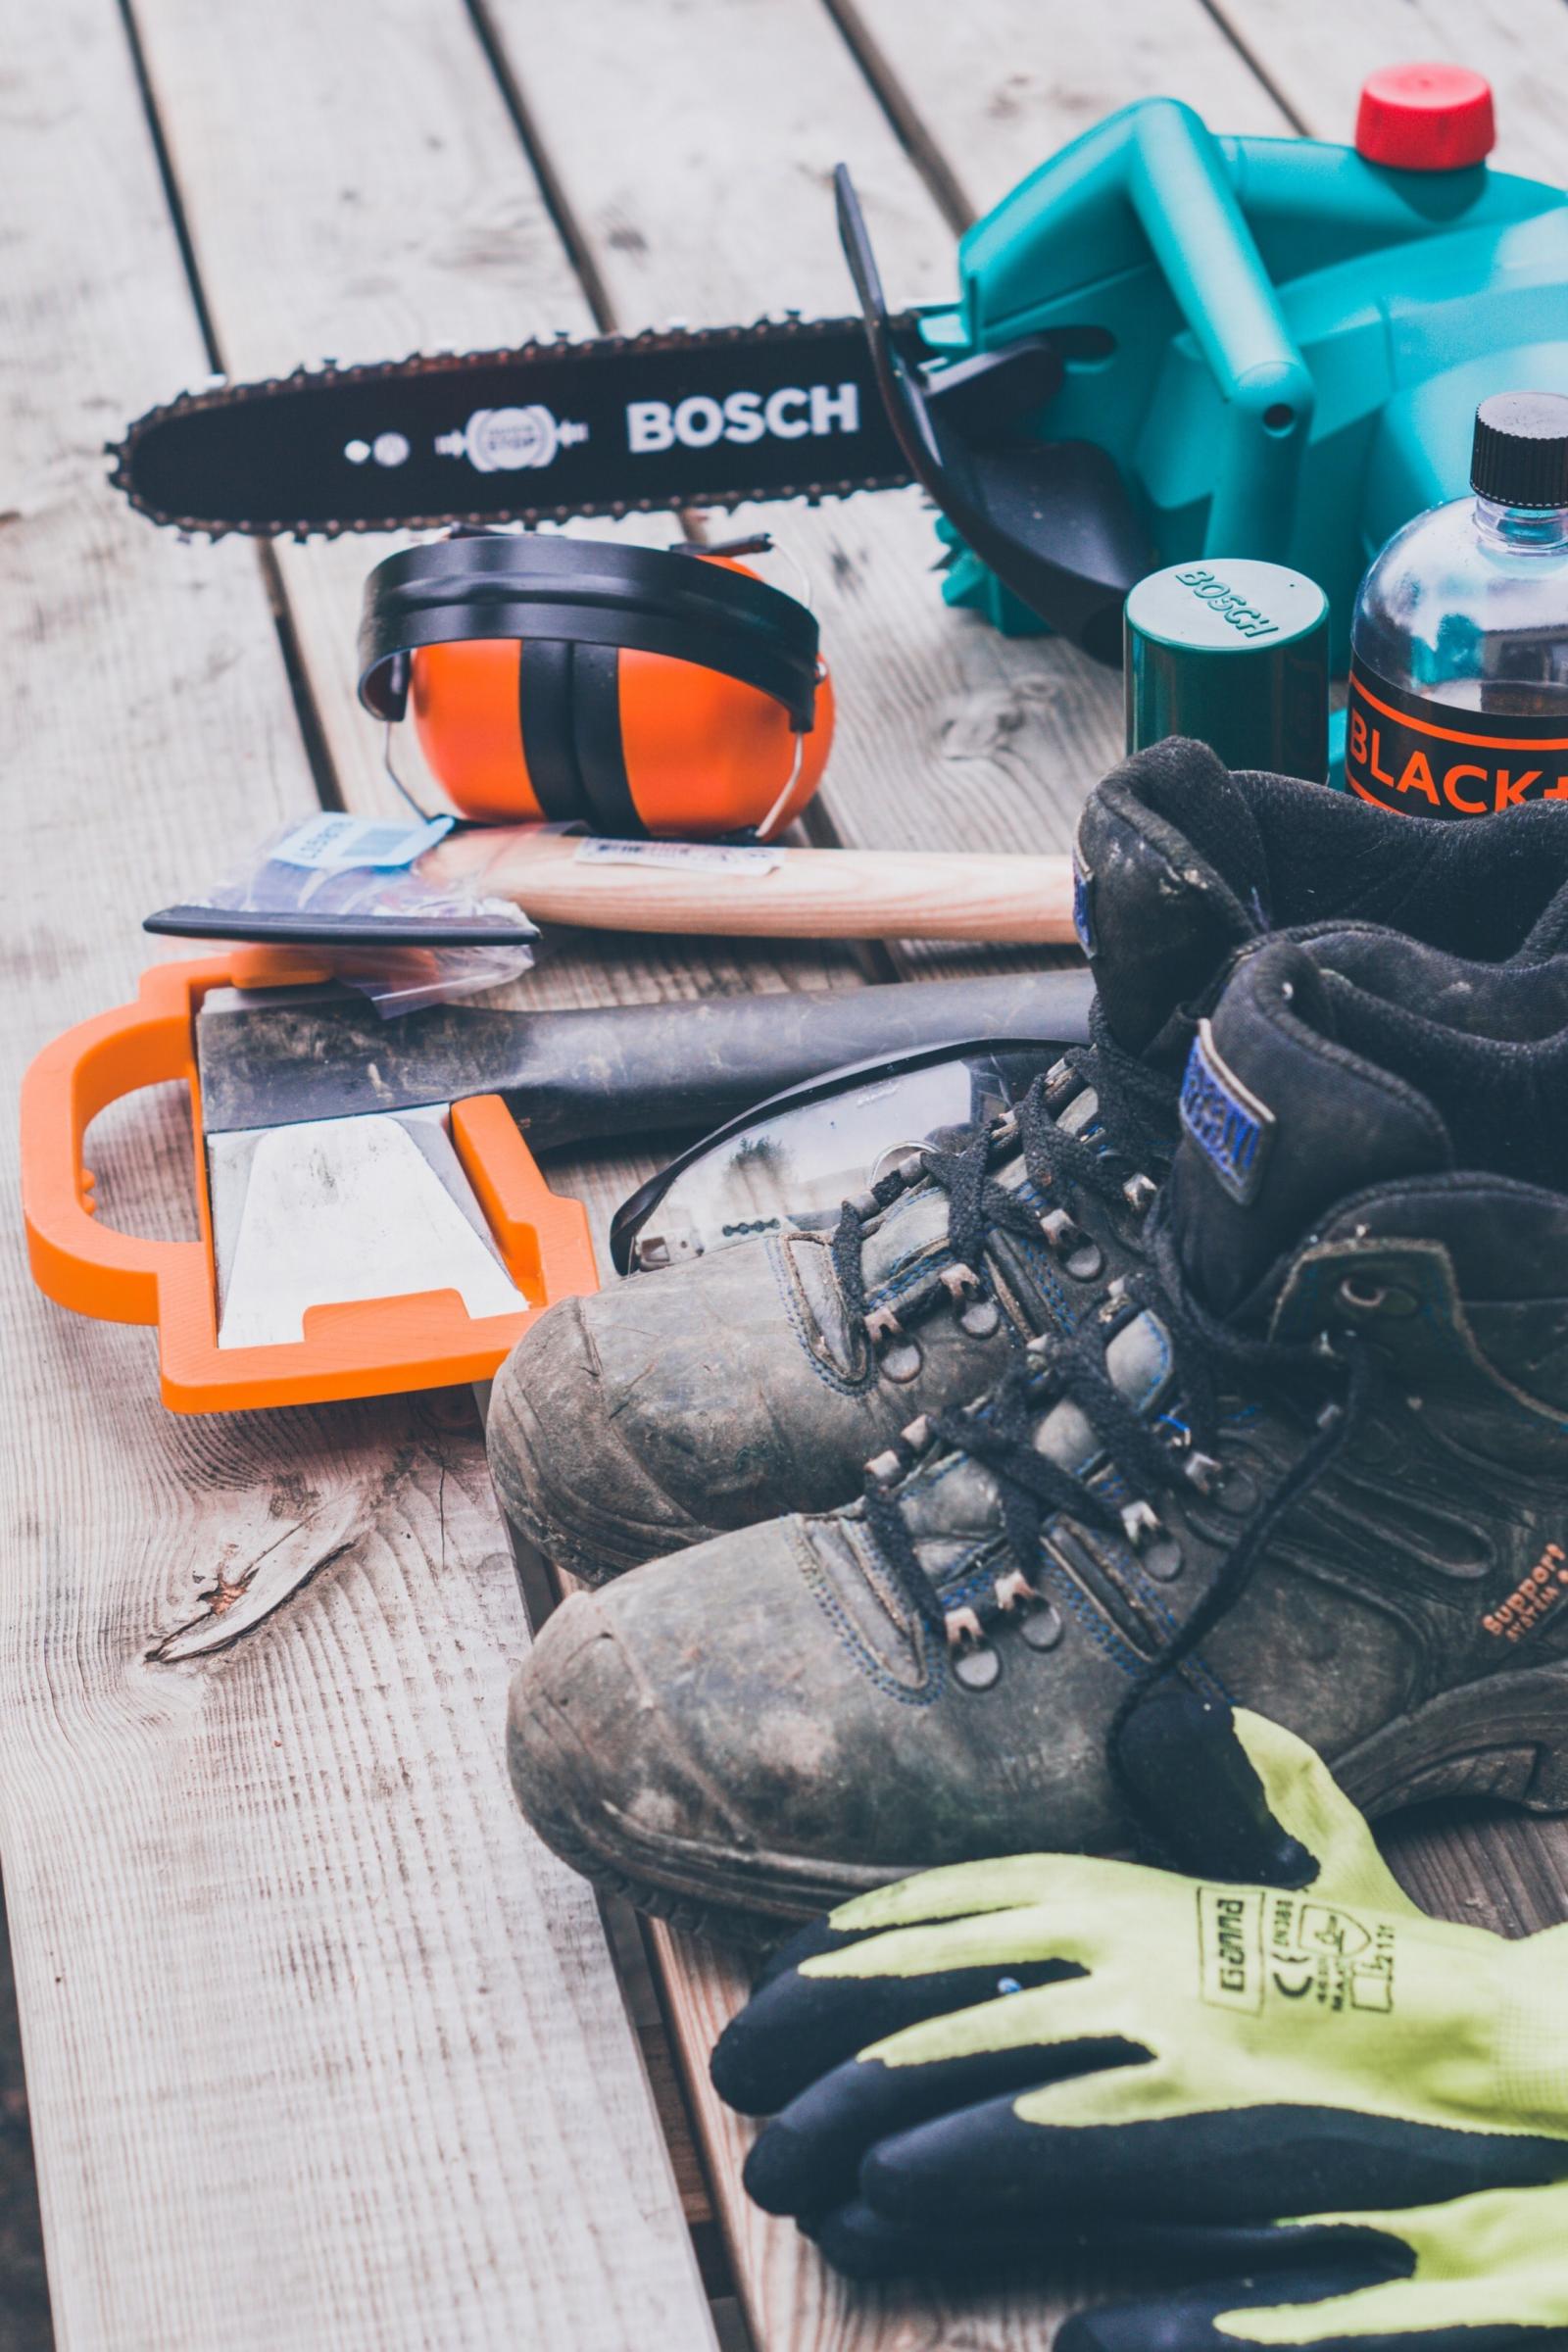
top-left (357, 531), bottom-right (833, 840)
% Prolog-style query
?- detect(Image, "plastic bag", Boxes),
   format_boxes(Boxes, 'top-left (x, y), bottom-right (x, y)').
top-left (172, 811), bottom-right (537, 1016)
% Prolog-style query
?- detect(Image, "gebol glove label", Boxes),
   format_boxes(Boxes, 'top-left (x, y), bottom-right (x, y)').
top-left (1200, 1886), bottom-right (1396, 2015)
top-left (1346, 659), bottom-right (1568, 817)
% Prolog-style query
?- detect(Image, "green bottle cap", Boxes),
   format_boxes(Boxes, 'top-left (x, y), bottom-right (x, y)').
top-left (1124, 559), bottom-right (1330, 782)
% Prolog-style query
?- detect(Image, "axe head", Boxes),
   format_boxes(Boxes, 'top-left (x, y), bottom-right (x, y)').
top-left (208, 1103), bottom-right (527, 1348)
top-left (195, 980), bottom-right (524, 1132)
top-left (197, 986), bottom-right (527, 1347)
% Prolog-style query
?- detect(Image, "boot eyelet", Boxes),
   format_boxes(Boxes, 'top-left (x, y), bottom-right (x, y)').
top-left (1122, 1498), bottom-right (1183, 1579)
top-left (865, 1303), bottom-right (920, 1382)
top-left (1337, 1278), bottom-right (1418, 1320)
top-left (1039, 1207), bottom-right (1104, 1284)
top-left (1098, 1275), bottom-right (1132, 1323)
top-left (1020, 1600), bottom-right (1065, 1651)
top-left (1121, 1498), bottom-right (1160, 1545)
top-left (1122, 1173), bottom-right (1157, 1216)
top-left (946, 1603), bottom-right (1002, 1690)
top-left (871, 1146), bottom-right (929, 1191)
top-left (994, 1568), bottom-right (1039, 1613)
top-left (1214, 1467), bottom-right (1259, 1517)
top-left (1183, 1450), bottom-right (1224, 1495)
top-left (940, 1264), bottom-right (1002, 1338)
top-left (953, 1643), bottom-right (1002, 1690)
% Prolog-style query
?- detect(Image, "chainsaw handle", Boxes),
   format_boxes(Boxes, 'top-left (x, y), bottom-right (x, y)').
top-left (1127, 103), bottom-right (1315, 556)
top-left (21, 960), bottom-right (222, 1325)
top-left (961, 98), bottom-right (1315, 563)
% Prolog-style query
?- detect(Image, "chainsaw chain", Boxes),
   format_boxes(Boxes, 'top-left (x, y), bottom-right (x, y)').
top-left (107, 313), bottom-right (918, 540)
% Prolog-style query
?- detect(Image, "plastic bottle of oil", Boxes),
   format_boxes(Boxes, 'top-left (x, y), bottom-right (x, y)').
top-left (1347, 391), bottom-right (1568, 817)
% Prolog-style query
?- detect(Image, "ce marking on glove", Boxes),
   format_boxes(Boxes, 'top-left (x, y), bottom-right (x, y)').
top-left (1200, 1886), bottom-right (1396, 2017)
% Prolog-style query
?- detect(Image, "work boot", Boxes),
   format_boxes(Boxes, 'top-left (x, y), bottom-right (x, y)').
top-left (489, 739), bottom-right (1568, 1585)
top-left (509, 927), bottom-right (1568, 1936)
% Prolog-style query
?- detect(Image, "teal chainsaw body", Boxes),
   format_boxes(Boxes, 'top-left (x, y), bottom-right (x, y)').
top-left (925, 97), bottom-right (1568, 661)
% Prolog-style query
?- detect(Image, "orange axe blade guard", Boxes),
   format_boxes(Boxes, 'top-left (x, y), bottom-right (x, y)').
top-left (20, 955), bottom-right (598, 1413)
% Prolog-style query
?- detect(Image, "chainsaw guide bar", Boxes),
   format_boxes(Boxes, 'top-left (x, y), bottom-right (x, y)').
top-left (109, 314), bottom-right (920, 540)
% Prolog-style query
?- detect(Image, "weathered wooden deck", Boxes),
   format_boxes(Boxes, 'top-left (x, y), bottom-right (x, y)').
top-left (4, 2), bottom-right (1568, 2344)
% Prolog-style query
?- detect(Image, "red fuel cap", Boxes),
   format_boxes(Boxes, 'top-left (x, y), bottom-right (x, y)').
top-left (1354, 63), bottom-right (1495, 172)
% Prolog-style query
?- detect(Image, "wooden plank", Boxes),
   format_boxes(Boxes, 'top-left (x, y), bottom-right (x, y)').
top-left (831, 0), bottom-right (1294, 903)
top-left (124, 3), bottom-right (872, 2340)
top-left (1209, 0), bottom-right (1568, 164)
top-left (646, 1920), bottom-right (1126, 2352)
top-left (477, 0), bottom-right (1154, 893)
top-left (836, 0), bottom-right (1290, 220)
top-left (0, 3), bottom-right (717, 2345)
top-left (127, 0), bottom-right (854, 1004)
top-left (126, 0), bottom-right (858, 1869)
top-left (127, 0), bottom-right (859, 1325)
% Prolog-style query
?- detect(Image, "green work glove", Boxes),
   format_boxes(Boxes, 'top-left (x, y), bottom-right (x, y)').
top-left (710, 1694), bottom-right (1568, 2347)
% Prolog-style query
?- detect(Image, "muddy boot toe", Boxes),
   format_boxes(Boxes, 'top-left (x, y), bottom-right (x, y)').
top-left (488, 1298), bottom-right (722, 1585)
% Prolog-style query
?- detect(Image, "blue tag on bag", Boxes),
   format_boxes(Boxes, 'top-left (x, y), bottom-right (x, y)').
top-left (270, 811), bottom-right (454, 870)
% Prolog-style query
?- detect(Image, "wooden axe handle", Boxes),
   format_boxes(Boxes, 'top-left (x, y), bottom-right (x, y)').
top-left (429, 829), bottom-right (1076, 944)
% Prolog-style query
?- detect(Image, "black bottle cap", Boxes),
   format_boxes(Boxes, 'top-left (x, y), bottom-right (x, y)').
top-left (1470, 391), bottom-right (1568, 508)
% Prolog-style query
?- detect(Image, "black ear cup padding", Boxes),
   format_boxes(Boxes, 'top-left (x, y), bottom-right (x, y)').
top-left (358, 531), bottom-right (820, 727)
top-left (569, 641), bottom-right (642, 836)
top-left (516, 638), bottom-right (644, 835)
top-left (517, 638), bottom-right (586, 822)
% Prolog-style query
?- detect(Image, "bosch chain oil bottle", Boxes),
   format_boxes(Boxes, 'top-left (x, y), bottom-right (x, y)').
top-left (1347, 392), bottom-right (1568, 817)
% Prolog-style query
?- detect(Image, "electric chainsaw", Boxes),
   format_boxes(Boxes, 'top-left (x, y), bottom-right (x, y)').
top-left (110, 77), bottom-right (1568, 664)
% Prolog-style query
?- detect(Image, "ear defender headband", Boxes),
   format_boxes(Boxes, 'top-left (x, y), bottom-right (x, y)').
top-left (357, 531), bottom-right (833, 839)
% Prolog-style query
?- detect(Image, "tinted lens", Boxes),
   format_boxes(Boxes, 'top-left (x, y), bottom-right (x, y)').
top-left (617, 1046), bottom-right (1055, 1273)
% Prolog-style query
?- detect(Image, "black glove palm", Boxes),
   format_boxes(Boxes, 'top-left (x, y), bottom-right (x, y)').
top-left (711, 1697), bottom-right (1568, 2349)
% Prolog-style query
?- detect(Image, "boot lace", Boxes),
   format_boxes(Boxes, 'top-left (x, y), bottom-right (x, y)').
top-left (860, 1206), bottom-right (1374, 1774)
top-left (828, 1000), bottom-right (1177, 1360)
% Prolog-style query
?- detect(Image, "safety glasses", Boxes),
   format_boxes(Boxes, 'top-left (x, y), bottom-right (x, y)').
top-left (610, 1038), bottom-right (1068, 1276)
